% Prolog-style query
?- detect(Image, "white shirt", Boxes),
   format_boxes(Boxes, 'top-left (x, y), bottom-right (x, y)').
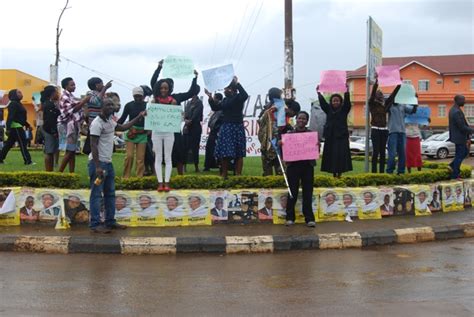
top-left (136, 206), bottom-right (158, 217)
top-left (189, 205), bottom-right (208, 217)
top-left (164, 206), bottom-right (186, 218)
top-left (89, 116), bottom-right (117, 163)
top-left (116, 207), bottom-right (133, 218)
top-left (418, 200), bottom-right (428, 211)
top-left (456, 194), bottom-right (464, 205)
top-left (362, 201), bottom-right (378, 212)
top-left (324, 203), bottom-right (340, 214)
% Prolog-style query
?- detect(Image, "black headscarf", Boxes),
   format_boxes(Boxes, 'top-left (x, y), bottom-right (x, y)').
top-left (8, 89), bottom-right (21, 102)
top-left (268, 87), bottom-right (282, 103)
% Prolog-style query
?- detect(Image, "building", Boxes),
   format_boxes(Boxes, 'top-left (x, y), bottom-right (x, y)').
top-left (347, 54), bottom-right (474, 134)
top-left (0, 69), bottom-right (50, 140)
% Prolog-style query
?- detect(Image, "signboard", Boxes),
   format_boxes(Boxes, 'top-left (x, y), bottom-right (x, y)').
top-left (395, 84), bottom-right (418, 105)
top-left (375, 65), bottom-right (401, 87)
top-left (162, 56), bottom-right (194, 79)
top-left (144, 103), bottom-right (182, 133)
top-left (282, 132), bottom-right (319, 162)
top-left (405, 107), bottom-right (430, 125)
top-left (202, 64), bottom-right (234, 92)
top-left (368, 16), bottom-right (383, 83)
top-left (318, 70), bottom-right (347, 93)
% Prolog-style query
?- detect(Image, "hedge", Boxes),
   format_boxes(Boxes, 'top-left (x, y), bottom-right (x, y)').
top-left (0, 163), bottom-right (470, 190)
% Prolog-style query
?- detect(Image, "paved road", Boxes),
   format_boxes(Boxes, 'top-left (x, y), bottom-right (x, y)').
top-left (0, 239), bottom-right (473, 316)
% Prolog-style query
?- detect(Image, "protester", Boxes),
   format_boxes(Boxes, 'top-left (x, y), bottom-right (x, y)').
top-left (448, 95), bottom-right (474, 179)
top-left (41, 86), bottom-right (61, 171)
top-left (150, 60), bottom-right (200, 176)
top-left (369, 73), bottom-right (400, 173)
top-left (208, 76), bottom-right (248, 178)
top-left (0, 89), bottom-right (33, 165)
top-left (317, 84), bottom-right (352, 178)
top-left (203, 93), bottom-right (223, 171)
top-left (183, 86), bottom-right (203, 172)
top-left (57, 77), bottom-right (90, 173)
top-left (118, 87), bottom-right (147, 178)
top-left (386, 90), bottom-right (417, 175)
top-left (83, 77), bottom-right (113, 154)
top-left (405, 122), bottom-right (423, 173)
top-left (89, 98), bottom-right (146, 233)
top-left (282, 111), bottom-right (316, 227)
top-left (32, 95), bottom-right (44, 148)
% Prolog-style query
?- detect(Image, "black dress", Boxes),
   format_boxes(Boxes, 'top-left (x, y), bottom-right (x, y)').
top-left (318, 92), bottom-right (353, 174)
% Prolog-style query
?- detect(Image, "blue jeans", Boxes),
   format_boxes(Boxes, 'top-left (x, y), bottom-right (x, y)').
top-left (449, 144), bottom-right (468, 179)
top-left (386, 132), bottom-right (406, 174)
top-left (88, 161), bottom-right (116, 228)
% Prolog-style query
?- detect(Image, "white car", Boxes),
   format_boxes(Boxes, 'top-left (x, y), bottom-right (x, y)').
top-left (350, 136), bottom-right (373, 154)
top-left (422, 131), bottom-right (474, 159)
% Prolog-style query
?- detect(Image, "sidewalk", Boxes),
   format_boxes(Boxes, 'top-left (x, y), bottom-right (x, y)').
top-left (1, 211), bottom-right (473, 255)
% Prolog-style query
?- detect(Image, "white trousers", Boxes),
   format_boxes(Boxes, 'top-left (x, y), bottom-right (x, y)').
top-left (152, 132), bottom-right (174, 183)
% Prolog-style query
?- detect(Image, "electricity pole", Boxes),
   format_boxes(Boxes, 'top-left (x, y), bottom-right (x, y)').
top-left (284, 0), bottom-right (294, 99)
top-left (50, 0), bottom-right (70, 85)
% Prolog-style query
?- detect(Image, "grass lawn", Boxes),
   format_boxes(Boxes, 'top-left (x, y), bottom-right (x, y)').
top-left (1, 149), bottom-right (366, 187)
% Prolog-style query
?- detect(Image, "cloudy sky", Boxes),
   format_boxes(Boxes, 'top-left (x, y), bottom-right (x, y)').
top-left (1, 0), bottom-right (473, 114)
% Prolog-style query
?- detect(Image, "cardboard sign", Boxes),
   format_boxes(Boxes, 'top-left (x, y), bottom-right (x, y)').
top-left (395, 84), bottom-right (418, 105)
top-left (145, 103), bottom-right (182, 133)
top-left (405, 106), bottom-right (430, 125)
top-left (318, 70), bottom-right (347, 93)
top-left (375, 65), bottom-right (401, 86)
top-left (202, 64), bottom-right (234, 92)
top-left (274, 98), bottom-right (286, 127)
top-left (162, 55), bottom-right (194, 79)
top-left (282, 132), bottom-right (319, 162)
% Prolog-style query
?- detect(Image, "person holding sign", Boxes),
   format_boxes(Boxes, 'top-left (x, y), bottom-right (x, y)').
top-left (89, 99), bottom-right (146, 233)
top-left (207, 76), bottom-right (248, 178)
top-left (150, 61), bottom-right (200, 176)
top-left (316, 84), bottom-right (352, 178)
top-left (281, 111), bottom-right (316, 227)
top-left (405, 120), bottom-right (423, 173)
top-left (386, 86), bottom-right (417, 175)
top-left (369, 73), bottom-right (401, 173)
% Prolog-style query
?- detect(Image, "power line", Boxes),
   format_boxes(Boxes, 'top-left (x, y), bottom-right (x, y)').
top-left (235, 0), bottom-right (264, 70)
top-left (60, 55), bottom-right (136, 89)
top-left (246, 66), bottom-right (283, 87)
top-left (229, 0), bottom-right (252, 61)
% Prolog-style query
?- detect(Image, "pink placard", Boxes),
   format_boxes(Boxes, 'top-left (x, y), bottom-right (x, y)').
top-left (375, 65), bottom-right (402, 86)
top-left (318, 70), bottom-right (347, 93)
top-left (282, 132), bottom-right (319, 162)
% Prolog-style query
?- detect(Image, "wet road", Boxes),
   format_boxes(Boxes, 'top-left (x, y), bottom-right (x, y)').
top-left (0, 239), bottom-right (473, 317)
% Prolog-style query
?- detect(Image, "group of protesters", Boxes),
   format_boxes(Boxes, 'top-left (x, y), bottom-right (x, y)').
top-left (0, 62), bottom-right (471, 231)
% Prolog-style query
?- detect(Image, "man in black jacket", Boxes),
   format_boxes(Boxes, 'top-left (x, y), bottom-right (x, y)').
top-left (448, 95), bottom-right (474, 179)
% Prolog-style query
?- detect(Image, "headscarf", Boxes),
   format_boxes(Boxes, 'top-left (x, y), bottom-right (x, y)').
top-left (268, 87), bottom-right (282, 103)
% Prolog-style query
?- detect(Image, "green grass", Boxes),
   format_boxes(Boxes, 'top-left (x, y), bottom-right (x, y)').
top-left (1, 149), bottom-right (366, 187)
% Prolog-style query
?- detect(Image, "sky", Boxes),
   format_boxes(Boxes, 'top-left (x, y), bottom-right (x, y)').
top-left (1, 0), bottom-right (473, 115)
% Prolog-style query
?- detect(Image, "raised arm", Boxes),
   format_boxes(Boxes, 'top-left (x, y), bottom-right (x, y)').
top-left (385, 84), bottom-right (401, 111)
top-left (316, 86), bottom-right (330, 114)
top-left (343, 90), bottom-right (352, 114)
top-left (368, 79), bottom-right (379, 108)
top-left (173, 71), bottom-right (199, 104)
top-left (150, 60), bottom-right (163, 88)
top-left (236, 83), bottom-right (249, 103)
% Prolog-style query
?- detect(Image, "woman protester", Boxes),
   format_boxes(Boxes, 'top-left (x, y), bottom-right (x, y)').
top-left (150, 60), bottom-right (199, 175)
top-left (0, 89), bottom-right (33, 165)
top-left (183, 86), bottom-right (204, 172)
top-left (203, 93), bottom-right (224, 171)
top-left (207, 76), bottom-right (248, 178)
top-left (41, 86), bottom-right (61, 171)
top-left (317, 84), bottom-right (352, 178)
top-left (281, 111), bottom-right (316, 227)
top-left (118, 87), bottom-right (147, 178)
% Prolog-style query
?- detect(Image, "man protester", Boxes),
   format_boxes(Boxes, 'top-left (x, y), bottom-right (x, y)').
top-left (448, 95), bottom-right (473, 180)
top-left (89, 98), bottom-right (146, 233)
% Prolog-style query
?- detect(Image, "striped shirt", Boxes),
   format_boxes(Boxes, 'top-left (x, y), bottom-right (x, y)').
top-left (58, 90), bottom-right (83, 125)
top-left (86, 90), bottom-right (104, 122)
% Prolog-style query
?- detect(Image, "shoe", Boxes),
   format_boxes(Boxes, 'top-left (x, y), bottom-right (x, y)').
top-left (25, 162), bottom-right (36, 165)
top-left (306, 221), bottom-right (316, 228)
top-left (90, 226), bottom-right (111, 234)
top-left (107, 223), bottom-right (127, 230)
top-left (157, 183), bottom-right (164, 192)
top-left (163, 184), bottom-right (171, 192)
top-left (456, 177), bottom-right (463, 181)
top-left (285, 220), bottom-right (294, 226)
top-left (345, 215), bottom-right (353, 223)
top-left (0, 160), bottom-right (4, 164)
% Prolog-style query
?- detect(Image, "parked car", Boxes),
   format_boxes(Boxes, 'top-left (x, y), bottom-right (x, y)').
top-left (350, 136), bottom-right (373, 154)
top-left (422, 131), bottom-right (474, 159)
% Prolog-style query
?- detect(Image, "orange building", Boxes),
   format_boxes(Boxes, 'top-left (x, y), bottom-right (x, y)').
top-left (0, 69), bottom-right (50, 139)
top-left (347, 54), bottom-right (474, 132)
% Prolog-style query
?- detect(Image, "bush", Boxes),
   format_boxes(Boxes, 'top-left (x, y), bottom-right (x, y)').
top-left (0, 172), bottom-right (81, 189)
top-left (0, 163), bottom-right (471, 190)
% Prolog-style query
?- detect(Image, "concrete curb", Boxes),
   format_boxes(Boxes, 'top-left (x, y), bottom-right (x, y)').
top-left (0, 222), bottom-right (473, 255)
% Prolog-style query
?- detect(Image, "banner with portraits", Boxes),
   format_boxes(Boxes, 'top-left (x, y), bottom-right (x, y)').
top-left (0, 182), bottom-right (472, 227)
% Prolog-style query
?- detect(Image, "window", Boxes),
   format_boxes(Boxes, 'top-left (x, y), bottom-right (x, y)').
top-left (464, 104), bottom-right (474, 118)
top-left (418, 80), bottom-right (429, 91)
top-left (403, 79), bottom-right (412, 85)
top-left (454, 78), bottom-right (460, 84)
top-left (436, 78), bottom-right (443, 84)
top-left (438, 104), bottom-right (446, 118)
top-left (471, 78), bottom-right (474, 90)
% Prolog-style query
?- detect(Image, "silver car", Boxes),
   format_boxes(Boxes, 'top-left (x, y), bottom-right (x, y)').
top-left (422, 131), bottom-right (474, 159)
